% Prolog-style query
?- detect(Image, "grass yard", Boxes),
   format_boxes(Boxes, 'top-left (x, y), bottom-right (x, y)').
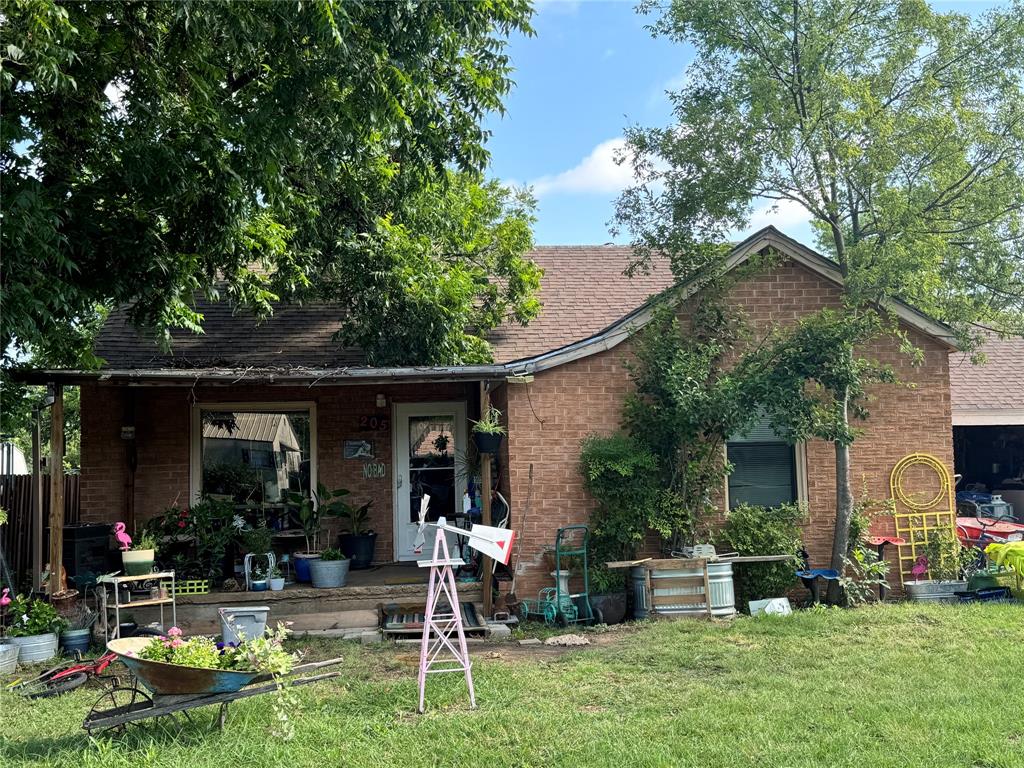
top-left (1, 603), bottom-right (1022, 768)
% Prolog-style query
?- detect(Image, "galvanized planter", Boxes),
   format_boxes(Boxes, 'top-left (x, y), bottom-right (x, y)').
top-left (904, 579), bottom-right (969, 603)
top-left (0, 642), bottom-right (20, 674)
top-left (8, 632), bottom-right (59, 663)
top-left (309, 557), bottom-right (350, 588)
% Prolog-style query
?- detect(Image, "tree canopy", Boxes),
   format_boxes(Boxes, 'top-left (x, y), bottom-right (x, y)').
top-left (616, 0), bottom-right (1024, 597)
top-left (1, 0), bottom-right (538, 368)
top-left (618, 0), bottom-right (1024, 339)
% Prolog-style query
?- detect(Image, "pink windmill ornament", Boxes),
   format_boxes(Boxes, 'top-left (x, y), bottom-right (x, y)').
top-left (114, 522), bottom-right (133, 551)
top-left (412, 495), bottom-right (515, 713)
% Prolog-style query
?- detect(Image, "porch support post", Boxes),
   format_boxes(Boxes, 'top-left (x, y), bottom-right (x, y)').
top-left (31, 408), bottom-right (43, 592)
top-left (479, 383), bottom-right (494, 618)
top-left (48, 385), bottom-right (64, 596)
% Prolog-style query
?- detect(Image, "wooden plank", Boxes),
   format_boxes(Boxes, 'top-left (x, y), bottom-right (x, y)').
top-left (721, 554), bottom-right (794, 564)
top-left (479, 382), bottom-right (494, 618)
top-left (646, 558), bottom-right (704, 570)
top-left (651, 593), bottom-right (706, 607)
top-left (48, 386), bottom-right (64, 596)
top-left (604, 558), bottom-right (652, 569)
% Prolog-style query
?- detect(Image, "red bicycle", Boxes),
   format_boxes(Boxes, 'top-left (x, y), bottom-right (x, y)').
top-left (6, 651), bottom-right (119, 699)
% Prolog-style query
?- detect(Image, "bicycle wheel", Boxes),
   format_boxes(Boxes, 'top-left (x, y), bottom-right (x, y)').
top-left (19, 671), bottom-right (88, 699)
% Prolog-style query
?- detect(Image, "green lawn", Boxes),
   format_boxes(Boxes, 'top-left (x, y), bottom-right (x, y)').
top-left (2, 603), bottom-right (1022, 768)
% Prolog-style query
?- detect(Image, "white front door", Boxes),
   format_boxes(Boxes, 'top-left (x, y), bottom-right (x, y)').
top-left (393, 401), bottom-right (467, 561)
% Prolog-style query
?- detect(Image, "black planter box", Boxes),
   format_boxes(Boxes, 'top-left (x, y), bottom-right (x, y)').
top-left (339, 532), bottom-right (378, 570)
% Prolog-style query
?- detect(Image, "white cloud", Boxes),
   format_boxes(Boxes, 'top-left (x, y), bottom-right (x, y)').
top-left (736, 198), bottom-right (815, 240)
top-left (529, 137), bottom-right (636, 197)
top-left (534, 0), bottom-right (581, 15)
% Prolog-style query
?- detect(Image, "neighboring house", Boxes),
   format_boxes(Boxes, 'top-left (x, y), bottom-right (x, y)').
top-left (0, 442), bottom-right (29, 475)
top-left (949, 333), bottom-right (1024, 521)
top-left (18, 227), bottom-right (959, 595)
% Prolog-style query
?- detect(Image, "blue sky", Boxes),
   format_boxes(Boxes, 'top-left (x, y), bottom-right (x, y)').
top-left (484, 0), bottom-right (1006, 246)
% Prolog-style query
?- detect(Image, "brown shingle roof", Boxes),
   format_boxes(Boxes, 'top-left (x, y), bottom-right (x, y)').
top-left (949, 332), bottom-right (1024, 424)
top-left (94, 246), bottom-right (676, 370)
top-left (489, 246), bottom-right (674, 362)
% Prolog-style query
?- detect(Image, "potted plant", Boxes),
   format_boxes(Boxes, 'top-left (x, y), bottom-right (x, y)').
top-left (335, 500), bottom-right (377, 570)
top-left (4, 594), bottom-right (67, 663)
top-left (249, 562), bottom-right (269, 592)
top-left (588, 566), bottom-right (628, 625)
top-left (905, 528), bottom-right (972, 602)
top-left (309, 547), bottom-right (350, 588)
top-left (59, 601), bottom-right (96, 655)
top-left (287, 487), bottom-right (324, 582)
top-left (269, 565), bottom-right (286, 592)
top-left (471, 406), bottom-right (507, 454)
top-left (122, 531), bottom-right (158, 576)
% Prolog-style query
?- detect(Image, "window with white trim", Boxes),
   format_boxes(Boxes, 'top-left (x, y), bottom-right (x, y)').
top-left (726, 416), bottom-right (798, 509)
top-left (196, 406), bottom-right (313, 504)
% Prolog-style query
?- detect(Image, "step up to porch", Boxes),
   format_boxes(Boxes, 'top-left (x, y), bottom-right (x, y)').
top-left (125, 578), bottom-right (485, 638)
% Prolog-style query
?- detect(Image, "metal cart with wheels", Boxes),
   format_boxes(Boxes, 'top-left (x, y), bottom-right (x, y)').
top-left (518, 525), bottom-right (597, 626)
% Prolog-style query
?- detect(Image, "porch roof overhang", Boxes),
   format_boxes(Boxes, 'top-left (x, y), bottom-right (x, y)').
top-left (10, 364), bottom-right (509, 387)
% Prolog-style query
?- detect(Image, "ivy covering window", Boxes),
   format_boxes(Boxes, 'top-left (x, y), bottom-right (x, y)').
top-left (726, 416), bottom-right (797, 509)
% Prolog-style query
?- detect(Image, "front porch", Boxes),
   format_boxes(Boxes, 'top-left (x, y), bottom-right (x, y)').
top-left (129, 563), bottom-right (485, 637)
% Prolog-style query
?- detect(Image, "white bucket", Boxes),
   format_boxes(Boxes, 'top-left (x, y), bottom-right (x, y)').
top-left (219, 606), bottom-right (270, 645)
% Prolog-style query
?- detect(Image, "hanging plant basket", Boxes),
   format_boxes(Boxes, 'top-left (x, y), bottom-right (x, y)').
top-left (473, 431), bottom-right (504, 455)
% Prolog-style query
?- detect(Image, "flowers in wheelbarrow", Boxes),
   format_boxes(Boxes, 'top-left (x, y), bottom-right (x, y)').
top-left (136, 623), bottom-right (298, 675)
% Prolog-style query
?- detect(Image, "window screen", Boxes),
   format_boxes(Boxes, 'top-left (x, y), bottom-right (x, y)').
top-left (727, 416), bottom-right (797, 509)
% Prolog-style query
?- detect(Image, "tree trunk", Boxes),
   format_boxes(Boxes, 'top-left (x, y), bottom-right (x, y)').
top-left (827, 397), bottom-right (854, 604)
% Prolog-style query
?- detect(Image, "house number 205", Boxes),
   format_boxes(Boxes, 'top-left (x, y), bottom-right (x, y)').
top-left (362, 463), bottom-right (386, 479)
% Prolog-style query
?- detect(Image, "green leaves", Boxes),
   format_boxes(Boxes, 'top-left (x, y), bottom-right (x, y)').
top-left (1, 0), bottom-right (537, 368)
top-left (621, 0), bottom-right (1024, 342)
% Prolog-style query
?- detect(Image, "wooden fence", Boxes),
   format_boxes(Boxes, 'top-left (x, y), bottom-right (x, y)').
top-left (1, 474), bottom-right (80, 588)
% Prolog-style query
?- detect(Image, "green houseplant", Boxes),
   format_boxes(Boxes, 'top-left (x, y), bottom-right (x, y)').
top-left (122, 531), bottom-right (158, 576)
top-left (269, 565), bottom-right (285, 592)
top-left (4, 594), bottom-right (67, 663)
top-left (287, 487), bottom-right (324, 583)
top-left (471, 406), bottom-right (506, 454)
top-left (308, 547), bottom-right (350, 589)
top-left (906, 528), bottom-right (972, 602)
top-left (335, 500), bottom-right (376, 570)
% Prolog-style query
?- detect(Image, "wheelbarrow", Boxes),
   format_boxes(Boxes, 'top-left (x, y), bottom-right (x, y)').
top-left (82, 637), bottom-right (344, 735)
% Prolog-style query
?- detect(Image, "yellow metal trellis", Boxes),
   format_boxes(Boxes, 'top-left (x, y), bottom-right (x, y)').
top-left (890, 452), bottom-right (957, 585)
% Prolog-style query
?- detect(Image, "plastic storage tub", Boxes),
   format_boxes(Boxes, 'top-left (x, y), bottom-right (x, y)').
top-left (219, 606), bottom-right (270, 645)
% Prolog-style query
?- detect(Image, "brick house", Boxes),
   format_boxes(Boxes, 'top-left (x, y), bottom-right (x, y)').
top-left (28, 226), bottom-right (959, 601)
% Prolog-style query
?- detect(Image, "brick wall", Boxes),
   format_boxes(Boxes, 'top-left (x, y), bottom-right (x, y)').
top-left (503, 259), bottom-right (954, 596)
top-left (80, 381), bottom-right (475, 565)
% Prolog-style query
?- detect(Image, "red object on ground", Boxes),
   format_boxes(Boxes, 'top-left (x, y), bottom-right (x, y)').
top-left (956, 516), bottom-right (1024, 547)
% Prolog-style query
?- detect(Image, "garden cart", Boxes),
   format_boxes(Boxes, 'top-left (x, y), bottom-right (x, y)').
top-left (517, 525), bottom-right (596, 626)
top-left (81, 637), bottom-right (344, 735)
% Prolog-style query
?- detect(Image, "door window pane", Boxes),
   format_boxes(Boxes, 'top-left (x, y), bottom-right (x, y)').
top-left (201, 410), bottom-right (311, 503)
top-left (408, 415), bottom-right (456, 523)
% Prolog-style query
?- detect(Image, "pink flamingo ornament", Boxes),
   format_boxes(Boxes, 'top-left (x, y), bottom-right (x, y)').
top-left (0, 587), bottom-right (10, 607)
top-left (114, 522), bottom-right (133, 551)
top-left (911, 555), bottom-right (928, 580)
